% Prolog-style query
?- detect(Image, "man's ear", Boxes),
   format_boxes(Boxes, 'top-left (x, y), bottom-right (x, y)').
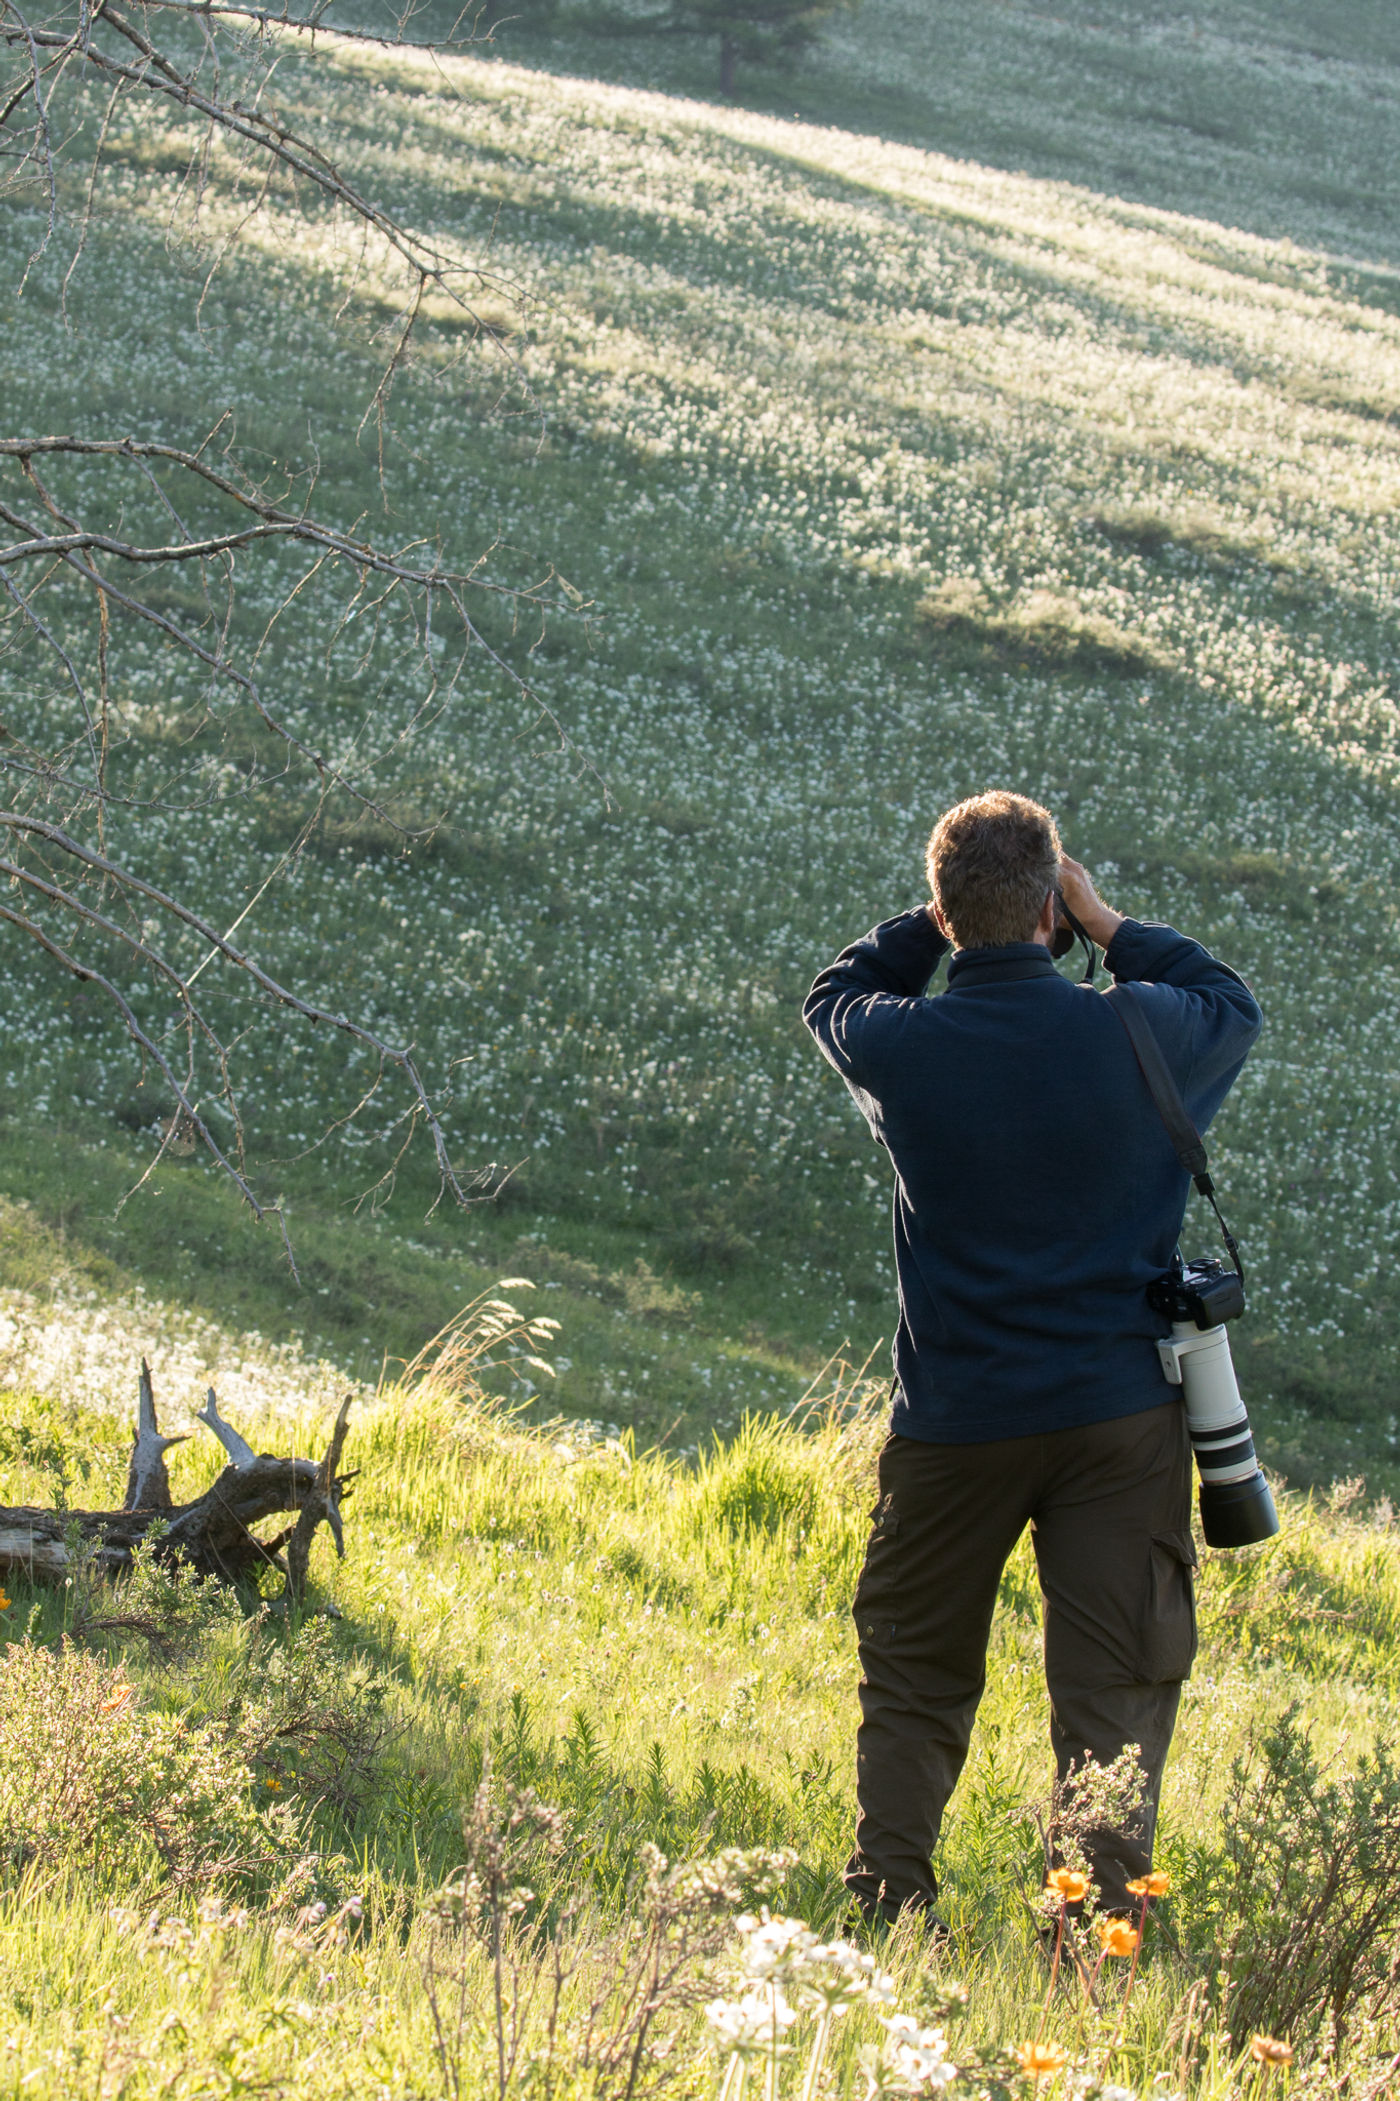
top-left (929, 899), bottom-right (950, 939)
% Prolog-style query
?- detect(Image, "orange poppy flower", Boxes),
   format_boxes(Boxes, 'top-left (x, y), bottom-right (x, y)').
top-left (1015, 2040), bottom-right (1069, 2079)
top-left (1125, 1870), bottom-right (1171, 1899)
top-left (1045, 1868), bottom-right (1090, 1904)
top-left (100, 1683), bottom-right (133, 1715)
top-left (1250, 2037), bottom-right (1294, 2069)
top-left (1097, 1918), bottom-right (1140, 1958)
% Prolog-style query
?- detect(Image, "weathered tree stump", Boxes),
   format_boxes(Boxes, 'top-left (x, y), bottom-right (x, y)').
top-left (0, 1360), bottom-right (355, 1605)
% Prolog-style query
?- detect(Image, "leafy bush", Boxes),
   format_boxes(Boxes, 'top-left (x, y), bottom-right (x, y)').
top-left (0, 1640), bottom-right (292, 1890)
top-left (1181, 1709), bottom-right (1400, 2050)
top-left (68, 1535), bottom-right (246, 1660)
top-left (227, 1618), bottom-right (398, 1826)
top-left (0, 1534), bottom-right (397, 1892)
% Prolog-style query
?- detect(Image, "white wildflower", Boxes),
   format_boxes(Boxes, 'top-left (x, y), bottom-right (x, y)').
top-left (706, 1985), bottom-right (798, 2052)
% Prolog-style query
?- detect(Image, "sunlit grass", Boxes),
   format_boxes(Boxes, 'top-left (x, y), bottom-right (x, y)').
top-left (4, 1314), bottom-right (1400, 2094)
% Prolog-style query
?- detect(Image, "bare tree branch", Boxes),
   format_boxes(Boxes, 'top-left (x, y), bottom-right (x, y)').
top-left (2, 0), bottom-right (520, 349)
top-left (0, 810), bottom-right (498, 1214)
top-left (0, 0), bottom-right (591, 1245)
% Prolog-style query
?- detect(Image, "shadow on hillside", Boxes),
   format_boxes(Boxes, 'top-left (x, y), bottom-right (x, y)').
top-left (455, 0), bottom-right (1400, 280)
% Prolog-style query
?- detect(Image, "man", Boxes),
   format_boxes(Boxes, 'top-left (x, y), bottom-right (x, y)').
top-left (801, 790), bottom-right (1261, 1924)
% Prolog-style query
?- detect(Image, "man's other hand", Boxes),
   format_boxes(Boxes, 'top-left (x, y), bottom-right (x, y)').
top-left (1057, 856), bottom-right (1125, 950)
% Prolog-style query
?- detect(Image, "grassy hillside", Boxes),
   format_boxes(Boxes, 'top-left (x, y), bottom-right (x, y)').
top-left (3, 3), bottom-right (1400, 1483)
top-left (5, 1334), bottom-right (1400, 2095)
top-left (490, 0), bottom-right (1400, 268)
top-left (8, 10), bottom-right (1400, 2093)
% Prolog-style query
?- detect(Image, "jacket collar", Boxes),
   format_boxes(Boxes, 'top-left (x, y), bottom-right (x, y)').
top-left (945, 942), bottom-right (1057, 990)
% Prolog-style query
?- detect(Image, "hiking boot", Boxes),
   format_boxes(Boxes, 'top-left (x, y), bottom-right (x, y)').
top-left (844, 1897), bottom-right (953, 1950)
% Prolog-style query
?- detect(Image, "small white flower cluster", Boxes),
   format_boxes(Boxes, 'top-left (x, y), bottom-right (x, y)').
top-left (549, 1417), bottom-right (630, 1466)
top-left (734, 1907), bottom-right (896, 2014)
top-left (865, 2012), bottom-right (959, 2095)
top-left (707, 1908), bottom-right (959, 2095)
top-left (707, 1985), bottom-right (798, 2055)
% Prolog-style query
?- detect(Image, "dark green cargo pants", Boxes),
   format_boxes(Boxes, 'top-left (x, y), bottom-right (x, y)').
top-left (845, 1400), bottom-right (1196, 1921)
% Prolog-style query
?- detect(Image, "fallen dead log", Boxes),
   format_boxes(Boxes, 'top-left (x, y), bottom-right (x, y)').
top-left (0, 1359), bottom-right (355, 1605)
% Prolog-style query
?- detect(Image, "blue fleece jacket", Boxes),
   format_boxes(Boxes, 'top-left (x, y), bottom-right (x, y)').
top-left (802, 914), bottom-right (1262, 1443)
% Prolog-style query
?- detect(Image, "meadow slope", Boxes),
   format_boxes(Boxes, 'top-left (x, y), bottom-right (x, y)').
top-left (2, 12), bottom-right (1400, 1482)
top-left (6, 20), bottom-right (1400, 2083)
top-left (500, 0), bottom-right (1400, 270)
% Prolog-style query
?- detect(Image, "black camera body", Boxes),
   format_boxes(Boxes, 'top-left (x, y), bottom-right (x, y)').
top-left (1148, 1257), bottom-right (1245, 1331)
top-left (1151, 1259), bottom-right (1277, 1550)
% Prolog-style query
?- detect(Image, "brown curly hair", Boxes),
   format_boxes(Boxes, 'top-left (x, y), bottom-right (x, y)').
top-left (926, 791), bottom-right (1061, 949)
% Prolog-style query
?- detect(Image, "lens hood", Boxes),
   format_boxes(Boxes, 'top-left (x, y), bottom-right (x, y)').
top-left (1199, 1472), bottom-right (1280, 1549)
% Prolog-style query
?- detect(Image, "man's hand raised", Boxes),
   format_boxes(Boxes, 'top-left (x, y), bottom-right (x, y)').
top-left (1057, 856), bottom-right (1125, 951)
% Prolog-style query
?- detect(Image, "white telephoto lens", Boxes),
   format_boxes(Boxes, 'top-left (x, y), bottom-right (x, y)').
top-left (1173, 1323), bottom-right (1260, 1487)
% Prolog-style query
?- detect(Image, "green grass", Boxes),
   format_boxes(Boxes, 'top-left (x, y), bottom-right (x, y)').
top-left (0, 1123), bottom-right (815, 1446)
top-left (4, 1369), bottom-right (1400, 2094)
top-left (4, 4), bottom-right (1400, 1480)
top-left (5, 14), bottom-right (1400, 2084)
top-left (483, 0), bottom-right (1400, 269)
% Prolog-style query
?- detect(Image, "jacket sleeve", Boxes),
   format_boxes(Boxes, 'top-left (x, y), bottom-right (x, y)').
top-left (1103, 919), bottom-right (1262, 1119)
top-left (801, 909), bottom-right (950, 1089)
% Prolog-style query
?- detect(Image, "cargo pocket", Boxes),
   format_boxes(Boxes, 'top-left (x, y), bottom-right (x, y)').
top-left (852, 1493), bottom-right (901, 1643)
top-left (1142, 1532), bottom-right (1198, 1683)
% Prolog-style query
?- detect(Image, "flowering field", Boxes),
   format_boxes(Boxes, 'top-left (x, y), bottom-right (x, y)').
top-left (2, 4), bottom-right (1400, 1485)
top-left (6, 10), bottom-right (1400, 2090)
top-left (519, 0), bottom-right (1400, 271)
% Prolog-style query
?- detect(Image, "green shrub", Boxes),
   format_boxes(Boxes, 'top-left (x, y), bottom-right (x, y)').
top-left (1180, 1709), bottom-right (1400, 2051)
top-left (70, 1536), bottom-right (246, 1660)
top-left (226, 1618), bottom-right (397, 1827)
top-left (0, 1640), bottom-right (292, 1891)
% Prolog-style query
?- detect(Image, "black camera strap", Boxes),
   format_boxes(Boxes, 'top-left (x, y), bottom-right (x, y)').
top-left (1052, 895), bottom-right (1099, 984)
top-left (1104, 982), bottom-right (1245, 1281)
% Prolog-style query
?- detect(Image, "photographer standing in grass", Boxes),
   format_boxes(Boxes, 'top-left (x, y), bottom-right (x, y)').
top-left (802, 791), bottom-right (1261, 1926)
